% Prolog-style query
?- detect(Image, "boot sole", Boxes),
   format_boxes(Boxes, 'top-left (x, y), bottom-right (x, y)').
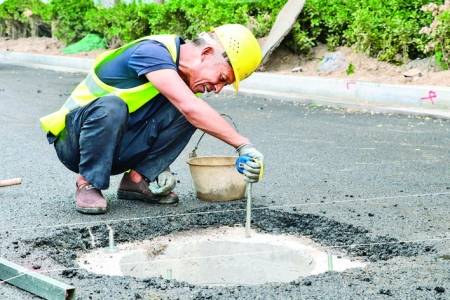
top-left (117, 190), bottom-right (179, 204)
top-left (76, 206), bottom-right (107, 214)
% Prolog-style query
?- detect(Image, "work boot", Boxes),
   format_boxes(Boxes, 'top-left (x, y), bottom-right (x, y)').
top-left (117, 172), bottom-right (179, 204)
top-left (75, 183), bottom-right (107, 214)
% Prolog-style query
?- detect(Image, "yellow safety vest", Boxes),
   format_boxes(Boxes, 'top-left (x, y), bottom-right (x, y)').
top-left (40, 35), bottom-right (178, 136)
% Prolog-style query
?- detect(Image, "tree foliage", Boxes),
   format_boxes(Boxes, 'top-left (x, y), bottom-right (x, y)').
top-left (0, 0), bottom-right (448, 64)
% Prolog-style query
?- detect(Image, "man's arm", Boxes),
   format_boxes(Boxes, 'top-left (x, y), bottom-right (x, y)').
top-left (146, 69), bottom-right (249, 148)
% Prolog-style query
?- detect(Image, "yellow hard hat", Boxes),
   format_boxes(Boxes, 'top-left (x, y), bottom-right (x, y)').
top-left (211, 24), bottom-right (262, 92)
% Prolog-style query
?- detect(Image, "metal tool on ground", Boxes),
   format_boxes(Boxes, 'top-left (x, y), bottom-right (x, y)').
top-left (236, 155), bottom-right (264, 238)
top-left (0, 177), bottom-right (22, 188)
top-left (0, 257), bottom-right (75, 299)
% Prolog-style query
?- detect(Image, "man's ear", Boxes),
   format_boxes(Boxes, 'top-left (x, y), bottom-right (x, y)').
top-left (201, 46), bottom-right (215, 62)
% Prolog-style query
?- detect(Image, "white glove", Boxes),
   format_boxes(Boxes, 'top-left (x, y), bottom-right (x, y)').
top-left (149, 168), bottom-right (176, 195)
top-left (237, 143), bottom-right (264, 183)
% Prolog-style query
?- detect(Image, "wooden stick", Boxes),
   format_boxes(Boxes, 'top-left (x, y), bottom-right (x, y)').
top-left (0, 178), bottom-right (22, 187)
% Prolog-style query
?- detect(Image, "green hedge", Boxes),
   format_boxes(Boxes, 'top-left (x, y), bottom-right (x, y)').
top-left (0, 0), bottom-right (47, 38)
top-left (81, 0), bottom-right (286, 45)
top-left (84, 1), bottom-right (153, 47)
top-left (291, 0), bottom-right (437, 63)
top-left (0, 0), bottom-right (449, 66)
top-left (42, 0), bottom-right (97, 43)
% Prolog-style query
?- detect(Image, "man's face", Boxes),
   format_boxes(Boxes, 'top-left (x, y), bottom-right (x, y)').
top-left (188, 51), bottom-right (236, 94)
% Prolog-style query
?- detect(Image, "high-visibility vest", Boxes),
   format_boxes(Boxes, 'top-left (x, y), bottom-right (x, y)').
top-left (40, 35), bottom-right (178, 136)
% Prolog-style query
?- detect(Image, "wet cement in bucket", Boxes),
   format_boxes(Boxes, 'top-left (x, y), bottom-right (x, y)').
top-left (78, 227), bottom-right (366, 286)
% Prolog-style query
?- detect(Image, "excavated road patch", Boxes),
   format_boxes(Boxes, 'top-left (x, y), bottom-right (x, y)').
top-left (3, 203), bottom-right (437, 299)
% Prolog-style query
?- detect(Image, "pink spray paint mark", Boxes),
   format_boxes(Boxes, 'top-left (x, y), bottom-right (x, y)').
top-left (346, 82), bottom-right (356, 90)
top-left (420, 91), bottom-right (437, 105)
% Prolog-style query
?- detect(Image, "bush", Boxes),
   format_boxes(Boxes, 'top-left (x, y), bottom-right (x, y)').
top-left (420, 1), bottom-right (450, 70)
top-left (43, 0), bottom-right (97, 44)
top-left (0, 0), bottom-right (48, 39)
top-left (85, 1), bottom-right (152, 48)
top-left (144, 0), bottom-right (284, 40)
top-left (342, 0), bottom-right (434, 63)
top-left (1, 0), bottom-right (448, 66)
top-left (83, 0), bottom-right (286, 47)
top-left (285, 0), bottom-right (438, 63)
top-left (0, 20), bottom-right (5, 37)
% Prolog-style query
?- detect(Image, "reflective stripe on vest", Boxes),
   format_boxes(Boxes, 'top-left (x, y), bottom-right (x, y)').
top-left (40, 35), bottom-right (178, 136)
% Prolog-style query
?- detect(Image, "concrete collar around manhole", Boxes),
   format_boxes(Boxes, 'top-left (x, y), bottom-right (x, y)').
top-left (77, 227), bottom-right (367, 286)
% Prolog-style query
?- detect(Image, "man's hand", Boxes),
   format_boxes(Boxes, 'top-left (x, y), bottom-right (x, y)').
top-left (149, 168), bottom-right (176, 195)
top-left (237, 143), bottom-right (264, 183)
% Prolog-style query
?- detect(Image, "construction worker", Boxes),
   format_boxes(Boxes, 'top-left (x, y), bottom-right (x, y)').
top-left (40, 24), bottom-right (264, 214)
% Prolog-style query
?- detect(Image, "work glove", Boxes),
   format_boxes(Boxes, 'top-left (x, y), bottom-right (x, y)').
top-left (236, 143), bottom-right (265, 183)
top-left (149, 168), bottom-right (176, 195)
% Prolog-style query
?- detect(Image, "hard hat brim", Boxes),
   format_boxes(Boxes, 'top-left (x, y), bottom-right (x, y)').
top-left (211, 26), bottom-right (240, 92)
top-left (232, 70), bottom-right (240, 92)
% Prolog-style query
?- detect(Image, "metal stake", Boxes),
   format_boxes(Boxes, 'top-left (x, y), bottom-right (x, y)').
top-left (245, 183), bottom-right (252, 238)
top-left (327, 253), bottom-right (333, 271)
top-left (104, 228), bottom-right (119, 253)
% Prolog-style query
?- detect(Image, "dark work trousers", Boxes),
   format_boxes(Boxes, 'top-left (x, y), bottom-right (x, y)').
top-left (53, 95), bottom-right (197, 190)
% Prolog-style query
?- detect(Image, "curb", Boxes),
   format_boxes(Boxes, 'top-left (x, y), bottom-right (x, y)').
top-left (1, 51), bottom-right (450, 120)
top-left (0, 51), bottom-right (93, 73)
top-left (225, 73), bottom-right (450, 120)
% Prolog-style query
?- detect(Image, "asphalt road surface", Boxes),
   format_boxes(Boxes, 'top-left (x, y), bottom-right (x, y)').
top-left (0, 63), bottom-right (449, 299)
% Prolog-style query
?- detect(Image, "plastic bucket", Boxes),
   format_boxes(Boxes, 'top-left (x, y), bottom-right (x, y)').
top-left (186, 156), bottom-right (247, 201)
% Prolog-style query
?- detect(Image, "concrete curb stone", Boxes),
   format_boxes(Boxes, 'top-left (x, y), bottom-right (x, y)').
top-left (0, 51), bottom-right (93, 73)
top-left (1, 50), bottom-right (450, 120)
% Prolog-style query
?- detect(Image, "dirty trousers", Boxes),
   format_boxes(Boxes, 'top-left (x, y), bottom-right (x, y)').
top-left (53, 95), bottom-right (197, 190)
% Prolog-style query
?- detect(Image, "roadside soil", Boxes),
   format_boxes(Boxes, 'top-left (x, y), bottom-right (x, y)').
top-left (1, 36), bottom-right (450, 87)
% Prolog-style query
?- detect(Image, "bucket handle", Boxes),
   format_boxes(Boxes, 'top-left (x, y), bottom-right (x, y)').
top-left (189, 114), bottom-right (239, 158)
